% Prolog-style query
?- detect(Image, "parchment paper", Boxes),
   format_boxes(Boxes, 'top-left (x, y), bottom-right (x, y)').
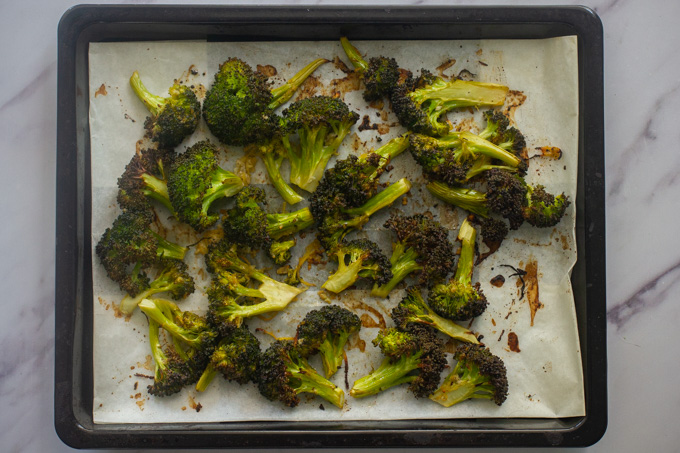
top-left (89, 37), bottom-right (583, 423)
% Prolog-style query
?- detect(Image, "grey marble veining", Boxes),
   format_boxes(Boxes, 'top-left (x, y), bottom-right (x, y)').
top-left (2, 0), bottom-right (680, 451)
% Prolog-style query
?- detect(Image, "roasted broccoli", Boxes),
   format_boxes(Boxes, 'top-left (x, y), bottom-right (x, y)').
top-left (222, 186), bottom-right (314, 264)
top-left (205, 240), bottom-right (305, 332)
top-left (295, 304), bottom-right (361, 377)
top-left (350, 326), bottom-right (446, 398)
top-left (117, 147), bottom-right (175, 214)
top-left (430, 343), bottom-right (508, 407)
top-left (258, 339), bottom-right (345, 408)
top-left (409, 130), bottom-right (527, 185)
top-left (340, 37), bottom-right (401, 101)
top-left (95, 209), bottom-right (188, 302)
top-left (310, 135), bottom-right (409, 221)
top-left (427, 169), bottom-right (570, 229)
top-left (281, 96), bottom-right (360, 192)
top-left (371, 213), bottom-right (456, 298)
top-left (428, 218), bottom-right (487, 320)
top-left (321, 238), bottom-right (392, 294)
top-left (195, 325), bottom-right (261, 392)
top-left (316, 178), bottom-right (412, 251)
top-left (129, 71), bottom-right (200, 148)
top-left (391, 69), bottom-right (508, 136)
top-left (167, 140), bottom-right (244, 231)
top-left (119, 260), bottom-right (195, 315)
top-left (391, 288), bottom-right (479, 344)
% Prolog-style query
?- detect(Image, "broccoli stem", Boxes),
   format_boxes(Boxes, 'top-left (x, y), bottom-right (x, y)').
top-left (289, 357), bottom-right (345, 408)
top-left (340, 37), bottom-right (369, 73)
top-left (195, 364), bottom-right (218, 392)
top-left (429, 363), bottom-right (496, 407)
top-left (456, 132), bottom-right (523, 168)
top-left (320, 335), bottom-right (350, 377)
top-left (269, 58), bottom-right (328, 109)
top-left (361, 135), bottom-right (410, 179)
top-left (426, 181), bottom-right (489, 217)
top-left (410, 79), bottom-right (508, 111)
top-left (120, 266), bottom-right (186, 315)
top-left (455, 219), bottom-right (476, 285)
top-left (371, 245), bottom-right (421, 298)
top-left (344, 178), bottom-right (412, 219)
top-left (141, 173), bottom-right (174, 213)
top-left (413, 312), bottom-right (479, 344)
top-left (139, 299), bottom-right (202, 348)
top-left (266, 207), bottom-right (314, 239)
top-left (129, 71), bottom-right (166, 116)
top-left (288, 125), bottom-right (335, 192)
top-left (152, 232), bottom-right (187, 261)
top-left (261, 151), bottom-right (304, 205)
top-left (201, 167), bottom-right (244, 216)
top-left (148, 319), bottom-right (167, 380)
top-left (350, 354), bottom-right (422, 398)
top-left (322, 255), bottom-right (366, 293)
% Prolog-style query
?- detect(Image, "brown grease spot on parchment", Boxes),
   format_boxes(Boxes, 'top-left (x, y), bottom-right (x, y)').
top-left (436, 58), bottom-right (456, 79)
top-left (95, 84), bottom-right (107, 97)
top-left (137, 355), bottom-right (154, 371)
top-left (347, 335), bottom-right (366, 352)
top-left (507, 331), bottom-right (520, 352)
top-left (295, 75), bottom-right (321, 100)
top-left (136, 400), bottom-right (145, 411)
top-left (333, 56), bottom-right (352, 74)
top-left (536, 146), bottom-right (563, 160)
top-left (257, 64), bottom-right (278, 77)
top-left (524, 260), bottom-right (543, 326)
top-left (503, 90), bottom-right (527, 122)
top-left (188, 395), bottom-right (202, 412)
top-left (234, 146), bottom-right (259, 185)
top-left (342, 298), bottom-right (386, 330)
top-left (454, 117), bottom-right (477, 133)
top-left (490, 275), bottom-right (505, 287)
top-left (358, 115), bottom-right (379, 132)
top-left (329, 72), bottom-right (361, 99)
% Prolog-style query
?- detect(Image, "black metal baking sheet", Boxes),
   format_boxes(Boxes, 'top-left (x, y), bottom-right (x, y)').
top-left (55, 5), bottom-right (606, 448)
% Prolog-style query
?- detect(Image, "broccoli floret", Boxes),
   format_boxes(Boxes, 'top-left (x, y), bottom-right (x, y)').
top-left (310, 135), bottom-right (409, 221)
top-left (371, 213), bottom-right (456, 298)
top-left (409, 131), bottom-right (527, 185)
top-left (391, 70), bottom-right (508, 136)
top-left (295, 304), bottom-right (361, 377)
top-left (340, 37), bottom-right (400, 101)
top-left (119, 260), bottom-right (195, 315)
top-left (95, 209), bottom-right (187, 299)
top-left (478, 110), bottom-right (510, 143)
top-left (195, 325), bottom-right (261, 392)
top-left (428, 219), bottom-right (488, 320)
top-left (281, 96), bottom-right (360, 192)
top-left (316, 178), bottom-right (412, 251)
top-left (167, 140), bottom-right (244, 231)
top-left (430, 343), bottom-right (508, 407)
top-left (391, 287), bottom-right (479, 344)
top-left (222, 186), bottom-right (314, 263)
top-left (321, 238), bottom-right (392, 294)
top-left (117, 147), bottom-right (175, 214)
top-left (476, 217), bottom-right (509, 262)
top-left (350, 327), bottom-right (446, 398)
top-left (523, 184), bottom-right (571, 228)
top-left (129, 71), bottom-right (200, 149)
top-left (205, 241), bottom-right (306, 332)
top-left (258, 340), bottom-right (345, 408)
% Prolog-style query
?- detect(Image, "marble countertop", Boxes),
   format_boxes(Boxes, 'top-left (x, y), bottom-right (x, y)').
top-left (2, 0), bottom-right (678, 451)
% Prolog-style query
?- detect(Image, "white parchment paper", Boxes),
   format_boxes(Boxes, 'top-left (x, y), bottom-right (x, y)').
top-left (89, 37), bottom-right (583, 423)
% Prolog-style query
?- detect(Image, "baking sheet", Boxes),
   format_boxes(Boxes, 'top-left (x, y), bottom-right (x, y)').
top-left (89, 37), bottom-right (583, 423)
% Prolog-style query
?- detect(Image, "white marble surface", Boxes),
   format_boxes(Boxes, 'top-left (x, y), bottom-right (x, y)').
top-left (1, 0), bottom-right (678, 451)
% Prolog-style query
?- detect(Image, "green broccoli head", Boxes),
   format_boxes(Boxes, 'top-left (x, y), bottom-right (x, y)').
top-left (295, 304), bottom-right (361, 377)
top-left (430, 343), bottom-right (508, 407)
top-left (258, 340), bottom-right (345, 408)
top-left (322, 238), bottom-right (392, 294)
top-left (167, 140), bottom-right (244, 231)
top-left (478, 110), bottom-right (511, 143)
top-left (268, 239), bottom-right (296, 265)
top-left (363, 56), bottom-right (400, 101)
top-left (117, 147), bottom-right (175, 213)
top-left (485, 169), bottom-right (528, 230)
top-left (129, 71), bottom-right (200, 149)
top-left (523, 184), bottom-right (570, 228)
top-left (223, 186), bottom-right (271, 251)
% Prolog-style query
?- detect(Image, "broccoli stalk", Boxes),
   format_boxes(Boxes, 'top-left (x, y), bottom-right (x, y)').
top-left (266, 207), bottom-right (315, 239)
top-left (391, 288), bottom-right (479, 343)
top-left (129, 71), bottom-right (200, 148)
top-left (426, 181), bottom-right (490, 217)
top-left (146, 318), bottom-right (198, 397)
top-left (258, 340), bottom-right (345, 408)
top-left (258, 140), bottom-right (305, 204)
top-left (428, 219), bottom-right (488, 320)
top-left (350, 327), bottom-right (446, 398)
top-left (119, 261), bottom-right (195, 315)
top-left (269, 58), bottom-right (329, 109)
top-left (321, 239), bottom-right (392, 294)
top-left (430, 344), bottom-right (508, 407)
top-left (139, 299), bottom-right (217, 352)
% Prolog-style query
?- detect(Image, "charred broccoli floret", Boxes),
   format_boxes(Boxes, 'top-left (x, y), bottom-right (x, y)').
top-left (316, 178), bottom-right (412, 251)
top-left (295, 304), bottom-right (361, 377)
top-left (195, 325), bottom-right (261, 392)
top-left (340, 37), bottom-right (401, 101)
top-left (391, 288), bottom-right (479, 343)
top-left (310, 135), bottom-right (409, 221)
top-left (167, 140), bottom-right (244, 231)
top-left (258, 340), bottom-right (345, 408)
top-left (523, 184), bottom-right (571, 228)
top-left (350, 326), bottom-right (446, 398)
top-left (205, 240), bottom-right (305, 332)
top-left (119, 260), bottom-right (195, 315)
top-left (129, 71), bottom-right (200, 149)
top-left (430, 343), bottom-right (508, 407)
top-left (391, 70), bottom-right (508, 136)
top-left (428, 219), bottom-right (487, 321)
top-left (95, 209), bottom-right (188, 302)
top-left (409, 130), bottom-right (527, 185)
top-left (281, 96), bottom-right (359, 192)
top-left (117, 147), bottom-right (175, 213)
top-left (371, 213), bottom-right (456, 298)
top-left (321, 238), bottom-right (392, 294)
top-left (222, 186), bottom-right (314, 264)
